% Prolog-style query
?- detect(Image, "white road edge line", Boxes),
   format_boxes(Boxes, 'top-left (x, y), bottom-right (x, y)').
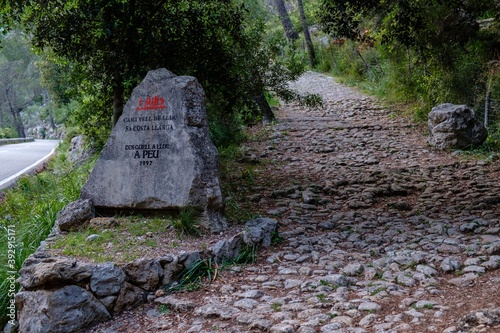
top-left (0, 145), bottom-right (59, 188)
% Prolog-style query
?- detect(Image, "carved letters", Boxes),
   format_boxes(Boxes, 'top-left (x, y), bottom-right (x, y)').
top-left (125, 95), bottom-right (174, 166)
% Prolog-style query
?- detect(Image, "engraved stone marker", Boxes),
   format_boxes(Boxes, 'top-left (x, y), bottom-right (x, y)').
top-left (81, 68), bottom-right (226, 232)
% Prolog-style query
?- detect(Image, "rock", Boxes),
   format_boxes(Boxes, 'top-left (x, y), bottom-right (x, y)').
top-left (123, 258), bottom-right (163, 291)
top-left (358, 302), bottom-right (382, 312)
top-left (113, 282), bottom-right (147, 313)
top-left (428, 103), bottom-right (487, 149)
top-left (80, 68), bottom-right (227, 233)
top-left (457, 307), bottom-right (500, 331)
top-left (68, 135), bottom-right (94, 164)
top-left (414, 300), bottom-right (438, 309)
top-left (17, 255), bottom-right (92, 290)
top-left (318, 221), bottom-right (335, 230)
top-left (2, 321), bottom-right (18, 333)
top-left (341, 263), bottom-right (364, 276)
top-left (449, 273), bottom-right (478, 287)
top-left (302, 190), bottom-right (318, 205)
top-left (389, 201), bottom-right (412, 211)
top-left (160, 255), bottom-right (183, 286)
top-left (440, 257), bottom-right (462, 272)
top-left (212, 234), bottom-right (243, 263)
top-left (16, 285), bottom-right (110, 333)
top-left (416, 264), bottom-right (438, 277)
top-left (243, 218), bottom-right (278, 247)
top-left (178, 251), bottom-right (201, 269)
top-left (88, 217), bottom-right (120, 229)
top-left (320, 274), bottom-right (349, 287)
top-left (359, 314), bottom-right (378, 327)
top-left (90, 262), bottom-right (126, 297)
top-left (98, 296), bottom-right (118, 312)
top-left (234, 298), bottom-right (259, 310)
top-left (155, 295), bottom-right (196, 312)
top-left (237, 290), bottom-right (265, 299)
top-left (270, 323), bottom-right (294, 333)
top-left (86, 234), bottom-right (99, 242)
top-left (55, 198), bottom-right (95, 232)
top-left (486, 242), bottom-right (500, 255)
top-left (195, 301), bottom-right (239, 319)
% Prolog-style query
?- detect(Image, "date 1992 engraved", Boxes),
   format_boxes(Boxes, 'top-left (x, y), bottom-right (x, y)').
top-left (140, 161), bottom-right (153, 166)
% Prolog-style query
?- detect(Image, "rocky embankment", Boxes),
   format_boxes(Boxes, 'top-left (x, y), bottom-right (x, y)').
top-left (87, 72), bottom-right (500, 333)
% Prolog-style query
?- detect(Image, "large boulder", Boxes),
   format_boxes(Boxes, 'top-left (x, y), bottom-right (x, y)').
top-left (17, 255), bottom-right (93, 290)
top-left (80, 68), bottom-right (226, 232)
top-left (428, 103), bottom-right (488, 149)
top-left (68, 135), bottom-right (94, 164)
top-left (16, 285), bottom-right (110, 333)
top-left (55, 198), bottom-right (95, 232)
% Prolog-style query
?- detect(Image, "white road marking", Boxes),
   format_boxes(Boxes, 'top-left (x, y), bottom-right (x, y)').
top-left (0, 146), bottom-right (58, 188)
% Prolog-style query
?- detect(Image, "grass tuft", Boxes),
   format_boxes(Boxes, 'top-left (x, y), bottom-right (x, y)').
top-left (170, 207), bottom-right (202, 237)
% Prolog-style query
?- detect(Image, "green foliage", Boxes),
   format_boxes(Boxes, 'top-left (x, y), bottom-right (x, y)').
top-left (0, 127), bottom-right (15, 138)
top-left (0, 30), bottom-right (44, 137)
top-left (232, 244), bottom-right (257, 265)
top-left (165, 244), bottom-right (258, 293)
top-left (165, 258), bottom-right (216, 293)
top-left (170, 207), bottom-right (202, 238)
top-left (0, 0), bottom-right (314, 149)
top-left (0, 144), bottom-right (94, 327)
top-left (51, 216), bottom-right (169, 263)
top-left (315, 0), bottom-right (500, 146)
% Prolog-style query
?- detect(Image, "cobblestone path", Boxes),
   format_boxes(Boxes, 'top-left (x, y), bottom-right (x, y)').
top-left (89, 72), bottom-right (500, 333)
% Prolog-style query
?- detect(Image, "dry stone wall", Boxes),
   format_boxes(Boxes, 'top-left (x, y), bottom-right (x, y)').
top-left (14, 218), bottom-right (277, 333)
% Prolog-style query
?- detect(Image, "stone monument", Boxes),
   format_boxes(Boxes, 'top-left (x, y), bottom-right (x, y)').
top-left (81, 68), bottom-right (226, 232)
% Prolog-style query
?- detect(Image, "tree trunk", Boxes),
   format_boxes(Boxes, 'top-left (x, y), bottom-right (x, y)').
top-left (254, 92), bottom-right (275, 124)
top-left (297, 0), bottom-right (315, 67)
top-left (4, 88), bottom-right (26, 138)
top-left (112, 84), bottom-right (124, 125)
top-left (12, 108), bottom-right (26, 138)
top-left (42, 91), bottom-right (56, 130)
top-left (274, 0), bottom-right (299, 42)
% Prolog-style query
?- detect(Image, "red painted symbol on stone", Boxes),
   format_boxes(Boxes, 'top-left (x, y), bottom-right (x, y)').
top-left (136, 96), bottom-right (166, 111)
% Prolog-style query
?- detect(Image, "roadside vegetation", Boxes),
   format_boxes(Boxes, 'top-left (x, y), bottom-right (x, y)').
top-left (314, 0), bottom-right (500, 153)
top-left (0, 143), bottom-right (95, 325)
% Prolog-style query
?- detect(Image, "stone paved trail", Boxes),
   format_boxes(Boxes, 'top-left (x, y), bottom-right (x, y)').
top-left (88, 72), bottom-right (500, 333)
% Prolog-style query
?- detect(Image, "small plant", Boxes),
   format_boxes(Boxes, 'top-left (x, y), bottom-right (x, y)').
top-left (165, 258), bottom-right (216, 293)
top-left (271, 302), bottom-right (282, 312)
top-left (170, 207), bottom-right (202, 237)
top-left (158, 304), bottom-right (170, 314)
top-left (271, 230), bottom-right (284, 245)
top-left (319, 279), bottom-right (330, 287)
top-left (370, 287), bottom-right (386, 296)
top-left (229, 244), bottom-right (258, 265)
top-left (317, 293), bottom-right (328, 303)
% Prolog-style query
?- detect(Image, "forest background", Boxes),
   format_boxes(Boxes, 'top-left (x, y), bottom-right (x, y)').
top-left (0, 0), bottom-right (499, 149)
top-left (0, 0), bottom-right (500, 328)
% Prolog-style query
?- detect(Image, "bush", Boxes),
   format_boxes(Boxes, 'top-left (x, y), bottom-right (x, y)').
top-left (0, 128), bottom-right (15, 139)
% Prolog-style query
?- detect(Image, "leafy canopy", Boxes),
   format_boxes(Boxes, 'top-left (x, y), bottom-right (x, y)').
top-left (0, 0), bottom-right (309, 146)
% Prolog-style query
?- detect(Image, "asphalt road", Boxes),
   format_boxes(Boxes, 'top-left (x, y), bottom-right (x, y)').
top-left (0, 139), bottom-right (60, 190)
